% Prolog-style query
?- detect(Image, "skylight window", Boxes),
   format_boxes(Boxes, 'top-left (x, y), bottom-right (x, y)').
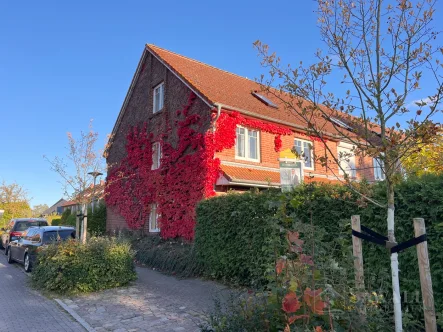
top-left (252, 92), bottom-right (278, 108)
top-left (329, 117), bottom-right (353, 131)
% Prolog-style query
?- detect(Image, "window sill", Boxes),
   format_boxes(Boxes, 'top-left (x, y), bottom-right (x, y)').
top-left (235, 156), bottom-right (260, 163)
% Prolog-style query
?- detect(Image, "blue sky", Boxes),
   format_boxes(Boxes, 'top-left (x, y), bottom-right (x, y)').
top-left (1, 0), bottom-right (442, 207)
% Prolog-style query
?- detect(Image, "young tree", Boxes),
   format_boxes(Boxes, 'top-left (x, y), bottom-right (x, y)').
top-left (0, 181), bottom-right (32, 226)
top-left (32, 204), bottom-right (49, 217)
top-left (402, 129), bottom-right (443, 176)
top-left (254, 0), bottom-right (442, 330)
top-left (45, 120), bottom-right (105, 242)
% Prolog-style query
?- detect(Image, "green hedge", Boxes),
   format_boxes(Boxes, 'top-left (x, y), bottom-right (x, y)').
top-left (32, 237), bottom-right (136, 294)
top-left (87, 204), bottom-right (106, 236)
top-left (133, 236), bottom-right (204, 277)
top-left (195, 190), bottom-right (282, 287)
top-left (195, 176), bottom-right (443, 319)
top-left (51, 218), bottom-right (62, 226)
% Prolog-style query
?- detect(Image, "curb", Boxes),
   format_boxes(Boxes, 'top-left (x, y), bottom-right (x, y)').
top-left (54, 299), bottom-right (95, 332)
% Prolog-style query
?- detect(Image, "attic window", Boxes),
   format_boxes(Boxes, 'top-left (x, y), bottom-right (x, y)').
top-left (330, 117), bottom-right (353, 131)
top-left (252, 92), bottom-right (278, 108)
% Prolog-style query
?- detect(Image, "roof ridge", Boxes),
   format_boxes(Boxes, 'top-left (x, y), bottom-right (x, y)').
top-left (146, 44), bottom-right (259, 87)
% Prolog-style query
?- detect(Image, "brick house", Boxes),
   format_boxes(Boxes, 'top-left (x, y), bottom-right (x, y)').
top-left (105, 45), bottom-right (385, 239)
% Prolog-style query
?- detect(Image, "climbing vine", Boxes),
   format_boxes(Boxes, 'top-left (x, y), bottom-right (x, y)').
top-left (106, 92), bottom-right (297, 239)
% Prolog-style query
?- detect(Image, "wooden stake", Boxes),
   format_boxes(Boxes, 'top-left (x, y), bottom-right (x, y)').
top-left (351, 215), bottom-right (366, 317)
top-left (413, 218), bottom-right (437, 332)
top-left (81, 204), bottom-right (87, 244)
top-left (75, 214), bottom-right (80, 242)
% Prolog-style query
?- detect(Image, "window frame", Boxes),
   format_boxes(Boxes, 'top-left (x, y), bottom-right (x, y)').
top-left (337, 144), bottom-right (356, 178)
top-left (235, 126), bottom-right (260, 162)
top-left (153, 82), bottom-right (165, 114)
top-left (151, 142), bottom-right (162, 170)
top-left (373, 157), bottom-right (386, 181)
top-left (149, 204), bottom-right (160, 233)
top-left (293, 138), bottom-right (314, 170)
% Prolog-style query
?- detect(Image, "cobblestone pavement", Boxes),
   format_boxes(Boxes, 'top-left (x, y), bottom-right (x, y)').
top-left (0, 252), bottom-right (85, 332)
top-left (61, 267), bottom-right (232, 332)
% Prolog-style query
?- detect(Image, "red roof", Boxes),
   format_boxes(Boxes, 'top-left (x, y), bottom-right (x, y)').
top-left (147, 45), bottom-right (345, 137)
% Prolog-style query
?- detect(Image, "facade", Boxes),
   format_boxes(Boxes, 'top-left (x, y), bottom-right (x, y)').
top-left (61, 182), bottom-right (105, 214)
top-left (105, 45), bottom-right (384, 239)
top-left (41, 198), bottom-right (66, 216)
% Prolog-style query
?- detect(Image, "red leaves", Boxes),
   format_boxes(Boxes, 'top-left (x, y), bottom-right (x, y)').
top-left (274, 135), bottom-right (283, 152)
top-left (303, 288), bottom-right (326, 315)
top-left (282, 292), bottom-right (302, 313)
top-left (288, 231), bottom-right (304, 253)
top-left (276, 258), bottom-right (286, 275)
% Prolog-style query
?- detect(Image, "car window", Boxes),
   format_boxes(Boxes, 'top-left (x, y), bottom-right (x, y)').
top-left (42, 230), bottom-right (75, 243)
top-left (23, 229), bottom-right (33, 240)
top-left (14, 221), bottom-right (48, 232)
top-left (30, 232), bottom-right (41, 243)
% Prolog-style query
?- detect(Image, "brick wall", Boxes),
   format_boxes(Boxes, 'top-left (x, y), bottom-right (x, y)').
top-left (106, 51), bottom-right (212, 232)
top-left (215, 124), bottom-right (377, 182)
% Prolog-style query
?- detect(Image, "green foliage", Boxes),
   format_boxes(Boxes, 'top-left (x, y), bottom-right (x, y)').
top-left (195, 177), bottom-right (443, 327)
top-left (60, 209), bottom-right (72, 225)
top-left (32, 237), bottom-right (136, 294)
top-left (87, 203), bottom-right (106, 236)
top-left (51, 218), bottom-right (62, 226)
top-left (132, 235), bottom-right (204, 278)
top-left (195, 190), bottom-right (283, 287)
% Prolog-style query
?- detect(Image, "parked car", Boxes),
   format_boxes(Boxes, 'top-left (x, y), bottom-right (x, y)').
top-left (6, 226), bottom-right (76, 272)
top-left (1, 218), bottom-right (48, 252)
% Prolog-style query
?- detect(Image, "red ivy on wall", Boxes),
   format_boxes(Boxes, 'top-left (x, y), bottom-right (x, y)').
top-left (106, 93), bottom-right (299, 239)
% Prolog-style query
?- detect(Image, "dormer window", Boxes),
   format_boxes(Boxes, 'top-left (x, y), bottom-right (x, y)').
top-left (252, 92), bottom-right (278, 108)
top-left (329, 117), bottom-right (353, 131)
top-left (153, 83), bottom-right (165, 113)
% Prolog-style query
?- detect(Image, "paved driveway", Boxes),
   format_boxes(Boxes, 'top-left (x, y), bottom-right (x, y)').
top-left (60, 267), bottom-right (233, 332)
top-left (0, 252), bottom-right (84, 332)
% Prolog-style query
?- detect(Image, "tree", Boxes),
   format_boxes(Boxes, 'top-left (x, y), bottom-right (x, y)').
top-left (32, 204), bottom-right (49, 217)
top-left (254, 0), bottom-right (442, 330)
top-left (402, 129), bottom-right (443, 176)
top-left (44, 120), bottom-right (105, 242)
top-left (0, 181), bottom-right (32, 227)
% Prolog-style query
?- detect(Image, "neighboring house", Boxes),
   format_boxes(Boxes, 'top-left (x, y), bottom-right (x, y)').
top-left (42, 198), bottom-right (66, 216)
top-left (61, 182), bottom-right (105, 214)
top-left (105, 44), bottom-right (383, 239)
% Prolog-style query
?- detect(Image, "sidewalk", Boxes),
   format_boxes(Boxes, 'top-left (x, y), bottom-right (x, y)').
top-left (59, 267), bottom-right (232, 332)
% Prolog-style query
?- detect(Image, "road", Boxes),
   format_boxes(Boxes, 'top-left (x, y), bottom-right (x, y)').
top-left (0, 252), bottom-right (84, 332)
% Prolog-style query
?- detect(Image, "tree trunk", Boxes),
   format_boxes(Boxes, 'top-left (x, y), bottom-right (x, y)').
top-left (387, 182), bottom-right (402, 331)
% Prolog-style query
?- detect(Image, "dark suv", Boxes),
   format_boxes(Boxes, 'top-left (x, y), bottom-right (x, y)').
top-left (7, 226), bottom-right (75, 272)
top-left (0, 218), bottom-right (48, 253)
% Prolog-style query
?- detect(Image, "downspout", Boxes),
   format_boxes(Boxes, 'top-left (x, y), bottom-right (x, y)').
top-left (212, 103), bottom-right (222, 132)
top-left (211, 103), bottom-right (222, 193)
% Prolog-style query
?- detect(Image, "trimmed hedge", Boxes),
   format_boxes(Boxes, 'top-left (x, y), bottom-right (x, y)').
top-left (32, 237), bottom-right (136, 294)
top-left (87, 203), bottom-right (106, 235)
top-left (195, 190), bottom-right (282, 287)
top-left (195, 176), bottom-right (443, 319)
top-left (51, 218), bottom-right (62, 226)
top-left (133, 236), bottom-right (203, 277)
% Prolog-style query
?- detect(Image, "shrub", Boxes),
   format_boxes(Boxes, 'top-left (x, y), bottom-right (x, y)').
top-left (51, 218), bottom-right (62, 226)
top-left (195, 190), bottom-right (281, 287)
top-left (32, 237), bottom-right (136, 294)
top-left (87, 203), bottom-right (106, 236)
top-left (60, 208), bottom-right (71, 223)
top-left (133, 235), bottom-right (203, 277)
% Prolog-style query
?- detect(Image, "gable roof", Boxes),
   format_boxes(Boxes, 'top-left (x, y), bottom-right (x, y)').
top-left (147, 45), bottom-right (342, 135)
top-left (108, 44), bottom-right (356, 151)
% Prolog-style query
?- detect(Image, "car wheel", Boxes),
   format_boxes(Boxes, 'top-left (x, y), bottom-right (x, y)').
top-left (7, 248), bottom-right (13, 264)
top-left (24, 254), bottom-right (31, 272)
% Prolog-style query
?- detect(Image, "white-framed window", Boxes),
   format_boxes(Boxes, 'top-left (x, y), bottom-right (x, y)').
top-left (153, 82), bottom-right (165, 113)
top-left (235, 126), bottom-right (260, 162)
top-left (151, 142), bottom-right (161, 170)
top-left (373, 157), bottom-right (385, 181)
top-left (149, 204), bottom-right (160, 233)
top-left (294, 138), bottom-right (314, 170)
top-left (337, 144), bottom-right (356, 177)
